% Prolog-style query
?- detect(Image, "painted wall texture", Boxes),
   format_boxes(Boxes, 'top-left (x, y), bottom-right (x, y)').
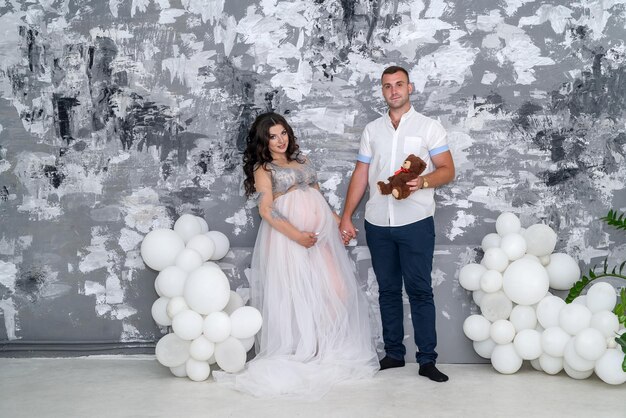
top-left (0, 0), bottom-right (625, 362)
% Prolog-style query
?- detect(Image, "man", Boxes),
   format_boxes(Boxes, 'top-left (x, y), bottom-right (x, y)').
top-left (340, 66), bottom-right (455, 382)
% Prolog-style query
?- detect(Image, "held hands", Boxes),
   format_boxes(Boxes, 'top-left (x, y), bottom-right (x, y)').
top-left (295, 231), bottom-right (318, 248)
top-left (339, 217), bottom-right (358, 245)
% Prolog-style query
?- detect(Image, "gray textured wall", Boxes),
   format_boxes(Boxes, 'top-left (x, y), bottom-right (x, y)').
top-left (0, 0), bottom-right (625, 363)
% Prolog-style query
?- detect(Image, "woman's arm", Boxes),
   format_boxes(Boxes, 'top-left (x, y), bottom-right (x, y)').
top-left (254, 167), bottom-right (318, 248)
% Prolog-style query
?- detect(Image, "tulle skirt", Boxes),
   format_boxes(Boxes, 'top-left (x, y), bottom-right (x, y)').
top-left (214, 186), bottom-right (379, 398)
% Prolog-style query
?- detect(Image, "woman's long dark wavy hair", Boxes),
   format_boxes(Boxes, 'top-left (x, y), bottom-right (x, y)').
top-left (243, 112), bottom-right (303, 197)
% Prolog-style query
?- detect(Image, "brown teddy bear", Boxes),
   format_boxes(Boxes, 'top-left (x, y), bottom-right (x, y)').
top-left (377, 154), bottom-right (427, 199)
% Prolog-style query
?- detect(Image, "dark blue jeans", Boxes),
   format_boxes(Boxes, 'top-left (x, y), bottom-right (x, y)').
top-left (365, 217), bottom-right (438, 365)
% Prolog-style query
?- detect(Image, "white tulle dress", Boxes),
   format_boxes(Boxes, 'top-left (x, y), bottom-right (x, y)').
top-left (214, 158), bottom-right (379, 398)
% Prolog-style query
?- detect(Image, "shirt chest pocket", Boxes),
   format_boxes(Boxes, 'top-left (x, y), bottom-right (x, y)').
top-left (403, 136), bottom-right (427, 158)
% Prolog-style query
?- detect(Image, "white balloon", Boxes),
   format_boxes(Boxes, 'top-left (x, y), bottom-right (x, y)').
top-left (522, 254), bottom-right (540, 263)
top-left (481, 233), bottom-right (501, 252)
top-left (174, 248), bottom-right (203, 273)
top-left (151, 297), bottom-right (172, 326)
top-left (230, 306), bottom-right (263, 339)
top-left (223, 291), bottom-right (245, 315)
top-left (203, 261), bottom-right (222, 270)
top-left (154, 279), bottom-right (163, 297)
top-left (169, 363), bottom-right (187, 377)
top-left (189, 336), bottom-right (215, 361)
top-left (206, 230), bottom-right (230, 260)
top-left (586, 282), bottom-right (617, 313)
top-left (239, 336), bottom-right (255, 352)
top-left (544, 253), bottom-right (580, 290)
top-left (472, 289), bottom-right (485, 306)
top-left (172, 309), bottom-right (204, 341)
top-left (155, 333), bottom-right (190, 367)
top-left (141, 229), bottom-right (185, 271)
top-left (536, 295), bottom-right (566, 328)
top-left (595, 349), bottom-right (626, 385)
top-left (574, 328), bottom-right (607, 361)
top-left (482, 247), bottom-right (510, 273)
top-left (184, 265), bottom-right (231, 315)
top-left (473, 338), bottom-right (497, 359)
top-left (530, 358), bottom-right (543, 372)
top-left (480, 291), bottom-right (513, 322)
top-left (463, 314), bottom-right (491, 342)
top-left (538, 353), bottom-right (563, 375)
top-left (502, 258), bottom-right (550, 306)
top-left (459, 263), bottom-right (486, 291)
top-left (563, 339), bottom-right (595, 372)
top-left (490, 320), bottom-right (516, 345)
top-left (186, 234), bottom-right (215, 261)
top-left (500, 233), bottom-right (527, 261)
top-left (166, 296), bottom-right (189, 319)
top-left (509, 305), bottom-right (537, 332)
top-left (572, 295), bottom-right (587, 305)
top-left (196, 216), bottom-right (209, 233)
top-left (607, 337), bottom-right (617, 349)
top-left (203, 311), bottom-right (232, 343)
top-left (480, 270), bottom-right (503, 293)
top-left (215, 337), bottom-right (247, 373)
top-left (524, 224), bottom-right (557, 257)
top-left (590, 311), bottom-right (620, 338)
top-left (541, 326), bottom-right (571, 357)
top-left (514, 329), bottom-right (542, 360)
top-left (174, 214), bottom-right (203, 243)
top-left (186, 358), bottom-right (211, 382)
top-left (495, 212), bottom-right (521, 236)
top-left (155, 266), bottom-right (188, 298)
top-left (559, 303), bottom-right (592, 335)
top-left (563, 361), bottom-right (593, 379)
top-left (491, 343), bottom-right (523, 374)
top-left (538, 255), bottom-right (550, 266)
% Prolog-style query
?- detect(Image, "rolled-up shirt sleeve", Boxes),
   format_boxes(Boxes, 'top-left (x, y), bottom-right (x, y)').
top-left (357, 128), bottom-right (372, 163)
top-left (428, 122), bottom-right (449, 156)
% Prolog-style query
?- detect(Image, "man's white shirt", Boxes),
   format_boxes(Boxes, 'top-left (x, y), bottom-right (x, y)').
top-left (357, 106), bottom-right (449, 227)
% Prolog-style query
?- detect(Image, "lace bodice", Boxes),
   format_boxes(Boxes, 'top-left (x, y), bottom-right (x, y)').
top-left (268, 158), bottom-right (318, 196)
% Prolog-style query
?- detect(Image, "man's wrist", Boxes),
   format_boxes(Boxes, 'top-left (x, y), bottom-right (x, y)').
top-left (421, 176), bottom-right (429, 189)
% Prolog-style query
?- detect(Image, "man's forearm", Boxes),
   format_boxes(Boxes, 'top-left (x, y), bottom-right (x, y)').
top-left (342, 163), bottom-right (369, 220)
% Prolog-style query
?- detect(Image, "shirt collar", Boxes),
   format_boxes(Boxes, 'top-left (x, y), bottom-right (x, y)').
top-left (385, 105), bottom-right (416, 127)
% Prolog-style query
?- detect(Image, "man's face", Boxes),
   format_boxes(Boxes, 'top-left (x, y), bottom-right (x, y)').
top-left (381, 71), bottom-right (413, 110)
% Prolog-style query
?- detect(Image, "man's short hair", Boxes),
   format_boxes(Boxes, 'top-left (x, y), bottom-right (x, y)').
top-left (381, 66), bottom-right (409, 82)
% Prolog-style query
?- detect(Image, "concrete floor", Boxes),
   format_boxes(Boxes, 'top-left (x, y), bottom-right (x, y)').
top-left (0, 357), bottom-right (623, 418)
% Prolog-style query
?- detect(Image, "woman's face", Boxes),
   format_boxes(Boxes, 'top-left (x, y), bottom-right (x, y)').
top-left (267, 124), bottom-right (289, 158)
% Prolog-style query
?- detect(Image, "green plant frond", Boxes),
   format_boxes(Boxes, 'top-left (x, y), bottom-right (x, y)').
top-left (602, 209), bottom-right (626, 230)
top-left (615, 288), bottom-right (626, 328)
top-left (566, 262), bottom-right (626, 304)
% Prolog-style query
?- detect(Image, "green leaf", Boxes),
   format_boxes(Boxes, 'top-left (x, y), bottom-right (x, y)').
top-left (616, 333), bottom-right (626, 351)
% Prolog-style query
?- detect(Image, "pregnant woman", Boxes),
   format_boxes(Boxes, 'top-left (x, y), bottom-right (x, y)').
top-left (213, 112), bottom-right (378, 398)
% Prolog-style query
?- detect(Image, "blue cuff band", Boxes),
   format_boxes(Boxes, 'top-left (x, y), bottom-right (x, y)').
top-left (429, 145), bottom-right (449, 156)
top-left (357, 154), bottom-right (372, 163)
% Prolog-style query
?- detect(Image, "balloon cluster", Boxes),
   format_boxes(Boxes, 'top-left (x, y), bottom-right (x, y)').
top-left (460, 212), bottom-right (626, 385)
top-left (141, 214), bottom-right (263, 382)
